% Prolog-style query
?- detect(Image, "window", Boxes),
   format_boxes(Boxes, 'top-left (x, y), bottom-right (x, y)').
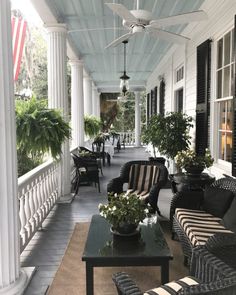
top-left (175, 65), bottom-right (184, 83)
top-left (175, 88), bottom-right (183, 113)
top-left (216, 29), bottom-right (234, 163)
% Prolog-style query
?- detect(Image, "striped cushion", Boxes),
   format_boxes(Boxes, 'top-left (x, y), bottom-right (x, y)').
top-left (144, 276), bottom-right (199, 295)
top-left (127, 164), bottom-right (160, 199)
top-left (176, 208), bottom-right (232, 246)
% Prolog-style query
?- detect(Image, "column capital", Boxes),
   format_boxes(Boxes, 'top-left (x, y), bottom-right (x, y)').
top-left (69, 59), bottom-right (83, 67)
top-left (45, 23), bottom-right (67, 33)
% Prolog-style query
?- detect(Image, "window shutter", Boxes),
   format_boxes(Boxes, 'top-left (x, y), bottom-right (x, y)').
top-left (159, 79), bottom-right (165, 115)
top-left (150, 89), bottom-right (154, 115)
top-left (154, 86), bottom-right (158, 114)
top-left (232, 16), bottom-right (236, 176)
top-left (195, 39), bottom-right (211, 156)
top-left (147, 93), bottom-right (150, 124)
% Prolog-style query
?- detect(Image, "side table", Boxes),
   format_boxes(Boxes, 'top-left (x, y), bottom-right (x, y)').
top-left (169, 173), bottom-right (215, 193)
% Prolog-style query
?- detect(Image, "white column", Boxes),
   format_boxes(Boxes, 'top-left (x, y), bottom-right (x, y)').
top-left (46, 24), bottom-right (72, 201)
top-left (97, 92), bottom-right (101, 118)
top-left (70, 59), bottom-right (84, 148)
top-left (135, 91), bottom-right (141, 147)
top-left (83, 74), bottom-right (92, 115)
top-left (0, 1), bottom-right (29, 293)
top-left (92, 85), bottom-right (97, 116)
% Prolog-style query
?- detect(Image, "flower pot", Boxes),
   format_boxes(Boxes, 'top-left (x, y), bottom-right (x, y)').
top-left (185, 166), bottom-right (204, 176)
top-left (111, 223), bottom-right (139, 236)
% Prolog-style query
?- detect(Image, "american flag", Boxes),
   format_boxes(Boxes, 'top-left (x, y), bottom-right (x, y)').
top-left (11, 16), bottom-right (27, 81)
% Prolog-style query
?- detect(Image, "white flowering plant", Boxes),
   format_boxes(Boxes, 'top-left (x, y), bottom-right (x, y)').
top-left (175, 148), bottom-right (214, 170)
top-left (98, 193), bottom-right (151, 229)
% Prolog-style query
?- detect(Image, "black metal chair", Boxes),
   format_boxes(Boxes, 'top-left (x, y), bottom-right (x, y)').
top-left (107, 160), bottom-right (168, 215)
top-left (112, 233), bottom-right (236, 295)
top-left (71, 153), bottom-right (100, 193)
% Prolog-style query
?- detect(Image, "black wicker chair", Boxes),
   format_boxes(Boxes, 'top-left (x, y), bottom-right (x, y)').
top-left (71, 153), bottom-right (100, 193)
top-left (112, 233), bottom-right (236, 295)
top-left (170, 177), bottom-right (236, 265)
top-left (107, 160), bottom-right (168, 215)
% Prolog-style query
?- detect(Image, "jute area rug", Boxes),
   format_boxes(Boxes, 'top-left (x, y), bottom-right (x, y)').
top-left (47, 221), bottom-right (188, 295)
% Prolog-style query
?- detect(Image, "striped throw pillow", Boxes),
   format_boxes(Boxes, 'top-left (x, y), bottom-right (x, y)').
top-left (128, 164), bottom-right (160, 198)
top-left (144, 276), bottom-right (199, 295)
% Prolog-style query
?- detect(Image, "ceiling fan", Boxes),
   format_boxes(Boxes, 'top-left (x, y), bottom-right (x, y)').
top-left (104, 0), bottom-right (207, 49)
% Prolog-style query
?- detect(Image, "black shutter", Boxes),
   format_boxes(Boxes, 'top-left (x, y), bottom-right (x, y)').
top-left (159, 79), bottom-right (165, 115)
top-left (195, 39), bottom-right (211, 156)
top-left (232, 16), bottom-right (236, 176)
top-left (154, 86), bottom-right (158, 114)
top-left (150, 89), bottom-right (154, 115)
top-left (146, 93), bottom-right (150, 124)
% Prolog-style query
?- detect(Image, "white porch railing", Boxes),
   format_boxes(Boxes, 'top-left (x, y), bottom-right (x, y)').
top-left (18, 159), bottom-right (59, 253)
top-left (119, 132), bottom-right (135, 146)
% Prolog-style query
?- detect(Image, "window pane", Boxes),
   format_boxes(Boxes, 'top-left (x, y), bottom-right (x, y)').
top-left (223, 66), bottom-right (230, 97)
top-left (219, 131), bottom-right (226, 160)
top-left (224, 32), bottom-right (231, 66)
top-left (219, 102), bottom-right (226, 130)
top-left (226, 100), bottom-right (233, 130)
top-left (231, 64), bottom-right (235, 96)
top-left (226, 132), bottom-right (232, 162)
top-left (217, 38), bottom-right (223, 69)
top-left (217, 70), bottom-right (222, 98)
top-left (231, 29), bottom-right (234, 62)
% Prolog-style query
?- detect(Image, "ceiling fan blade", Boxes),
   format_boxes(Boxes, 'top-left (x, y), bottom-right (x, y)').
top-left (105, 32), bottom-right (133, 49)
top-left (148, 28), bottom-right (190, 44)
top-left (105, 3), bottom-right (137, 24)
top-left (150, 10), bottom-right (207, 27)
top-left (68, 27), bottom-right (127, 33)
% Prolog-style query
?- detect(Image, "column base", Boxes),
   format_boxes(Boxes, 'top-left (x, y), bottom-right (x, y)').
top-left (0, 267), bottom-right (35, 295)
top-left (57, 193), bottom-right (75, 203)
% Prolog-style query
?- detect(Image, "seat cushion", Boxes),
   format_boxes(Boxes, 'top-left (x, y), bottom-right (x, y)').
top-left (221, 197), bottom-right (236, 232)
top-left (127, 164), bottom-right (160, 199)
top-left (176, 208), bottom-right (232, 246)
top-left (144, 276), bottom-right (199, 295)
top-left (202, 187), bottom-right (234, 218)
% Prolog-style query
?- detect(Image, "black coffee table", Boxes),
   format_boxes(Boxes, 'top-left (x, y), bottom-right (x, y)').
top-left (82, 214), bottom-right (173, 295)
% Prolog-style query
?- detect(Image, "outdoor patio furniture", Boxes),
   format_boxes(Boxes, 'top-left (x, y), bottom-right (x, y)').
top-left (107, 160), bottom-right (168, 215)
top-left (170, 177), bottom-right (236, 265)
top-left (82, 214), bottom-right (173, 295)
top-left (71, 153), bottom-right (100, 193)
top-left (112, 233), bottom-right (236, 295)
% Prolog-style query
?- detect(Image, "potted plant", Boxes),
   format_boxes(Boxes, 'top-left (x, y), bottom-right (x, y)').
top-left (84, 115), bottom-right (101, 138)
top-left (16, 97), bottom-right (71, 176)
top-left (175, 148), bottom-right (214, 175)
top-left (142, 112), bottom-right (193, 167)
top-left (98, 193), bottom-right (151, 235)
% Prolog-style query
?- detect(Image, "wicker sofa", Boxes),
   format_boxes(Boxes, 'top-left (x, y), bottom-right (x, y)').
top-left (170, 177), bottom-right (236, 265)
top-left (112, 233), bottom-right (236, 294)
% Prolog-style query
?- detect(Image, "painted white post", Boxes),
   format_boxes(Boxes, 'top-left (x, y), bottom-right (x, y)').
top-left (70, 59), bottom-right (84, 148)
top-left (0, 0), bottom-right (30, 293)
top-left (92, 85), bottom-right (98, 117)
top-left (46, 24), bottom-right (72, 202)
top-left (83, 74), bottom-right (92, 115)
top-left (135, 91), bottom-right (141, 147)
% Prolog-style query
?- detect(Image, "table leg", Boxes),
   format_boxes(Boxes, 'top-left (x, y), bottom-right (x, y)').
top-left (161, 261), bottom-right (169, 284)
top-left (86, 263), bottom-right (94, 295)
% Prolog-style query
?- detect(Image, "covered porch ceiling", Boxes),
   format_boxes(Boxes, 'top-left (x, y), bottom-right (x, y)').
top-left (32, 0), bottom-right (205, 92)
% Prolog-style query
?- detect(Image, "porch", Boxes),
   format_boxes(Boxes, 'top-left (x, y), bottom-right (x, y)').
top-left (21, 147), bottom-right (172, 294)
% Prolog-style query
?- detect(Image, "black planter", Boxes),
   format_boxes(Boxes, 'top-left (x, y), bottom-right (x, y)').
top-left (185, 166), bottom-right (204, 176)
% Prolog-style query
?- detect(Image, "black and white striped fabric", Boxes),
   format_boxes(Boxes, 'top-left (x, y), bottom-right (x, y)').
top-left (127, 164), bottom-right (160, 200)
top-left (144, 276), bottom-right (199, 294)
top-left (176, 208), bottom-right (232, 246)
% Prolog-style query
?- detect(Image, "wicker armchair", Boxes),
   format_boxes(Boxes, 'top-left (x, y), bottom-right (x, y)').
top-left (112, 233), bottom-right (236, 295)
top-left (107, 160), bottom-right (168, 215)
top-left (170, 178), bottom-right (236, 265)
